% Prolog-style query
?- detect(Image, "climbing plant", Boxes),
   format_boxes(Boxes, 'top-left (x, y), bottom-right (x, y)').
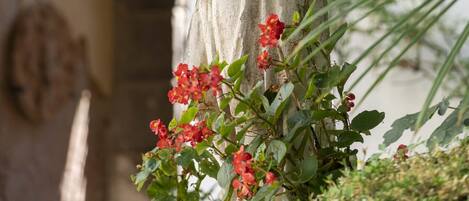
top-left (133, 0), bottom-right (469, 200)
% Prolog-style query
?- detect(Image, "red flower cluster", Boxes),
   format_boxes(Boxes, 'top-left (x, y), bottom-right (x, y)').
top-left (344, 92), bottom-right (355, 112)
top-left (232, 146), bottom-right (256, 198)
top-left (149, 119), bottom-right (213, 151)
top-left (258, 14), bottom-right (285, 48)
top-left (179, 121), bottom-right (213, 147)
top-left (257, 14), bottom-right (285, 70)
top-left (393, 144), bottom-right (409, 161)
top-left (168, 63), bottom-right (223, 104)
top-left (256, 50), bottom-right (271, 70)
top-left (231, 146), bottom-right (276, 199)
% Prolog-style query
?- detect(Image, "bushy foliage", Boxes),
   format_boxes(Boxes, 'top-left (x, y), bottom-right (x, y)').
top-left (318, 139), bottom-right (469, 200)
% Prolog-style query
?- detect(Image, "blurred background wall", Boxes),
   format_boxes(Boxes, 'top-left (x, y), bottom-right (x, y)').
top-left (0, 0), bottom-right (173, 201)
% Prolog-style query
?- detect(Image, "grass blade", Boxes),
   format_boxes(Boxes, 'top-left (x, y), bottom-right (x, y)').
top-left (299, 0), bottom-right (392, 66)
top-left (287, 0), bottom-right (374, 61)
top-left (355, 0), bottom-right (458, 109)
top-left (349, 0), bottom-right (440, 90)
top-left (287, 0), bottom-right (351, 41)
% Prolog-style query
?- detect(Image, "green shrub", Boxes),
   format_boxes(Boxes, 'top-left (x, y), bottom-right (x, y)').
top-left (318, 140), bottom-right (469, 200)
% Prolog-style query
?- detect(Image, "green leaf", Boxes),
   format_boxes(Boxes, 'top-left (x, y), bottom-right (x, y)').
top-left (224, 144), bottom-right (238, 156)
top-left (250, 183), bottom-right (280, 201)
top-left (266, 140), bottom-right (287, 164)
top-left (214, 113), bottom-right (225, 132)
top-left (284, 110), bottom-right (312, 142)
top-left (292, 11), bottom-right (300, 25)
top-left (383, 105), bottom-right (439, 146)
top-left (200, 159), bottom-right (219, 178)
top-left (416, 22), bottom-right (469, 130)
top-left (235, 101), bottom-right (248, 115)
top-left (220, 124), bottom-right (235, 138)
top-left (427, 103), bottom-right (469, 149)
top-left (220, 96), bottom-right (232, 110)
top-left (160, 160), bottom-right (177, 176)
top-left (246, 135), bottom-right (263, 155)
top-left (325, 23), bottom-right (348, 53)
top-left (311, 109), bottom-right (344, 121)
top-left (268, 82), bottom-right (294, 121)
top-left (157, 149), bottom-right (172, 160)
top-left (297, 154), bottom-right (318, 183)
top-left (437, 98), bottom-right (450, 116)
top-left (351, 110), bottom-right (385, 132)
top-left (168, 118), bottom-right (177, 130)
top-left (195, 141), bottom-right (210, 155)
top-left (336, 131), bottom-right (364, 148)
top-left (304, 78), bottom-right (317, 99)
top-left (180, 107), bottom-right (198, 124)
top-left (217, 160), bottom-right (235, 190)
top-left (228, 55), bottom-right (248, 77)
top-left (177, 148), bottom-right (197, 168)
top-left (337, 63), bottom-right (357, 95)
top-left (134, 170), bottom-right (151, 191)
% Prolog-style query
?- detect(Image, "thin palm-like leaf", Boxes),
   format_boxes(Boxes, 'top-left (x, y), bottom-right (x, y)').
top-left (299, 0), bottom-right (391, 66)
top-left (287, 0), bottom-right (374, 61)
top-left (348, 0), bottom-right (437, 90)
top-left (415, 22), bottom-right (469, 130)
top-left (356, 0), bottom-right (458, 108)
top-left (287, 0), bottom-right (351, 41)
top-left (349, 0), bottom-right (445, 90)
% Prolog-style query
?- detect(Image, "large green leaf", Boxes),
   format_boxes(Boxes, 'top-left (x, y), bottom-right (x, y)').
top-left (268, 82), bottom-right (294, 122)
top-left (336, 131), bottom-right (364, 148)
top-left (382, 105), bottom-right (439, 146)
top-left (350, 110), bottom-right (385, 132)
top-left (266, 140), bottom-right (287, 164)
top-left (250, 183), bottom-right (280, 201)
top-left (217, 160), bottom-right (235, 190)
top-left (177, 148), bottom-right (197, 168)
top-left (427, 103), bottom-right (469, 149)
top-left (180, 107), bottom-right (198, 124)
top-left (227, 55), bottom-right (248, 77)
top-left (296, 154), bottom-right (318, 183)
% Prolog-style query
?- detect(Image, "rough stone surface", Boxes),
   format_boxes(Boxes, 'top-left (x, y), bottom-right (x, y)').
top-left (184, 0), bottom-right (300, 113)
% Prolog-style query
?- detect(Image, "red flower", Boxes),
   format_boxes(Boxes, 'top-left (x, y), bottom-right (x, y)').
top-left (174, 63), bottom-right (189, 78)
top-left (179, 121), bottom-right (213, 147)
top-left (265, 172), bottom-right (276, 185)
top-left (149, 119), bottom-right (168, 138)
top-left (257, 50), bottom-right (271, 70)
top-left (258, 14), bottom-right (285, 47)
top-left (343, 92), bottom-right (356, 112)
top-left (398, 144), bottom-right (409, 153)
top-left (233, 146), bottom-right (253, 175)
top-left (232, 178), bottom-right (253, 199)
top-left (393, 144), bottom-right (409, 160)
top-left (241, 171), bottom-right (256, 185)
top-left (174, 135), bottom-right (185, 152)
top-left (209, 66), bottom-right (223, 96)
top-left (156, 137), bottom-right (172, 149)
top-left (168, 87), bottom-right (190, 105)
top-left (169, 63), bottom-right (224, 104)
